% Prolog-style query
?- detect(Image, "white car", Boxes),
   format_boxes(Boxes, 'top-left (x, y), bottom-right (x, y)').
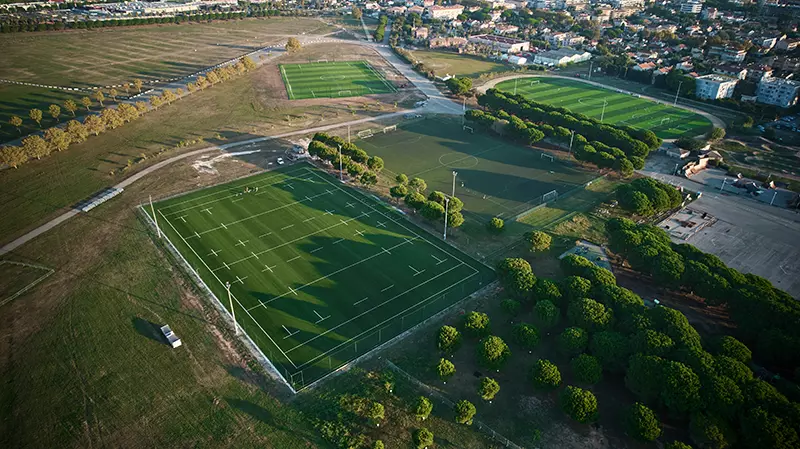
top-left (277, 157), bottom-right (285, 165)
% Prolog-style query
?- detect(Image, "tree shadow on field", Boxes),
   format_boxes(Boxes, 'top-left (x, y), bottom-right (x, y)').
top-left (132, 316), bottom-right (165, 344)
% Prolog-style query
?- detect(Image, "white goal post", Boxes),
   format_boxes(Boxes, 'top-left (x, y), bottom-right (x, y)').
top-left (530, 80), bottom-right (540, 85)
top-left (543, 190), bottom-right (558, 203)
top-left (382, 125), bottom-right (397, 133)
top-left (357, 129), bottom-right (374, 139)
top-left (463, 125), bottom-right (474, 134)
top-left (337, 90), bottom-right (352, 97)
top-left (661, 117), bottom-right (672, 125)
top-left (317, 59), bottom-right (328, 63)
top-left (540, 153), bottom-right (554, 162)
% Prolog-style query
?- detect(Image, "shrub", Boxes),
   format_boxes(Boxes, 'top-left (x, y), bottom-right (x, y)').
top-left (512, 323), bottom-right (540, 349)
top-left (530, 359), bottom-right (561, 390)
top-left (527, 230), bottom-right (552, 252)
top-left (478, 336), bottom-right (511, 369)
top-left (488, 217), bottom-right (504, 233)
top-left (567, 298), bottom-right (612, 331)
top-left (560, 386), bottom-right (598, 423)
top-left (479, 377), bottom-right (500, 401)
top-left (455, 400), bottom-right (476, 425)
top-left (404, 191), bottom-right (426, 210)
top-left (533, 279), bottom-right (562, 305)
top-left (711, 335), bottom-right (752, 364)
top-left (462, 311), bottom-right (490, 338)
top-left (559, 327), bottom-right (589, 355)
top-left (414, 428), bottom-right (434, 449)
top-left (414, 396), bottom-right (433, 421)
top-left (497, 258), bottom-right (536, 299)
top-left (373, 440), bottom-right (384, 449)
top-left (437, 325), bottom-right (461, 354)
top-left (571, 354), bottom-right (603, 385)
top-left (501, 299), bottom-right (521, 316)
top-left (625, 403), bottom-right (662, 441)
top-left (437, 358), bottom-right (455, 382)
top-left (589, 331), bottom-right (630, 372)
top-left (533, 299), bottom-right (560, 330)
top-left (561, 276), bottom-right (592, 302)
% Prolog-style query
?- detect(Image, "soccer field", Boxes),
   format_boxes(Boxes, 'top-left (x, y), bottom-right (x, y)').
top-left (357, 118), bottom-right (597, 222)
top-left (279, 60), bottom-right (396, 100)
top-left (146, 164), bottom-right (492, 390)
top-left (493, 77), bottom-right (712, 140)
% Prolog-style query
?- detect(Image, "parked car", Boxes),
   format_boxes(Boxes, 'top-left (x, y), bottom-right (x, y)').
top-left (277, 157), bottom-right (284, 165)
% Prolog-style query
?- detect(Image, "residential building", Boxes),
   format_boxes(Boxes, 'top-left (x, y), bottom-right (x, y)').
top-left (545, 32), bottom-right (585, 47)
top-left (709, 45), bottom-right (747, 62)
top-left (610, 0), bottom-right (644, 8)
top-left (745, 65), bottom-right (773, 82)
top-left (468, 34), bottom-right (530, 53)
top-left (680, 0), bottom-right (703, 14)
top-left (408, 5), bottom-right (424, 14)
top-left (429, 36), bottom-right (468, 48)
top-left (695, 74), bottom-right (738, 100)
top-left (494, 24), bottom-right (520, 34)
top-left (534, 48), bottom-right (592, 66)
top-left (413, 26), bottom-right (429, 39)
top-left (713, 64), bottom-right (747, 80)
top-left (632, 62), bottom-right (657, 71)
top-left (701, 6), bottom-right (718, 19)
top-left (426, 4), bottom-right (464, 20)
top-left (757, 77), bottom-right (800, 108)
top-left (777, 38), bottom-right (800, 51)
top-left (421, 0), bottom-right (434, 6)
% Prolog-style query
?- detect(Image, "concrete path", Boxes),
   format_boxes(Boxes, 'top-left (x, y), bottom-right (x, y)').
top-left (477, 74), bottom-right (726, 130)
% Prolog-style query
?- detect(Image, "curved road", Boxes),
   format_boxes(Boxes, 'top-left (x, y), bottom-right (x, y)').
top-left (477, 74), bottom-right (726, 130)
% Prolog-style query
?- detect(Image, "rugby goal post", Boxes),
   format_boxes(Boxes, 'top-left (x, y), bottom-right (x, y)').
top-left (543, 190), bottom-right (558, 203)
top-left (540, 153), bottom-right (554, 162)
top-left (463, 125), bottom-right (474, 134)
top-left (382, 125), bottom-right (397, 133)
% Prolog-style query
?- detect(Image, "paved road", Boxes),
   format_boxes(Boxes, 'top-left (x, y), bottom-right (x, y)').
top-left (477, 74), bottom-right (726, 132)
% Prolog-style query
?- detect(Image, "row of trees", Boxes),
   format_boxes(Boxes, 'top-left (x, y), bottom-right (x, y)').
top-left (373, 15), bottom-right (388, 42)
top-left (616, 177), bottom-right (684, 217)
top-left (307, 132), bottom-right (383, 186)
top-left (1, 57), bottom-right (257, 170)
top-left (389, 174), bottom-right (466, 229)
top-left (494, 253), bottom-right (800, 448)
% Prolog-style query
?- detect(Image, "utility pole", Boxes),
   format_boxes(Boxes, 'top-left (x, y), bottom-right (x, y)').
top-left (226, 281), bottom-right (237, 335)
top-left (568, 130), bottom-right (575, 156)
top-left (443, 197), bottom-right (450, 240)
top-left (451, 171), bottom-right (458, 198)
top-left (462, 96), bottom-right (466, 112)
top-left (149, 195), bottom-right (160, 238)
top-left (338, 145), bottom-right (343, 181)
top-left (674, 80), bottom-right (683, 106)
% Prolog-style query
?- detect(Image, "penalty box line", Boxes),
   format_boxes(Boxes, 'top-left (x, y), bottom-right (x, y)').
top-left (157, 210), bottom-right (298, 369)
top-left (247, 236), bottom-right (418, 311)
top-left (291, 266), bottom-right (479, 370)
top-left (307, 170), bottom-right (476, 276)
top-left (161, 167), bottom-right (314, 216)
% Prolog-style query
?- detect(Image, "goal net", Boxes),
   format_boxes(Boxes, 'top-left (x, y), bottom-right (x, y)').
top-left (337, 90), bottom-right (352, 97)
top-left (540, 153), bottom-right (554, 162)
top-left (543, 190), bottom-right (558, 203)
top-left (357, 129), bottom-right (374, 139)
top-left (383, 125), bottom-right (397, 133)
top-left (463, 125), bottom-right (474, 134)
top-left (530, 80), bottom-right (540, 85)
top-left (317, 59), bottom-right (328, 63)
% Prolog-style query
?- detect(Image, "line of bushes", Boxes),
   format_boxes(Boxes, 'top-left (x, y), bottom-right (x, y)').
top-left (307, 132), bottom-right (384, 186)
top-left (0, 57), bottom-right (257, 171)
top-left (496, 254), bottom-right (800, 448)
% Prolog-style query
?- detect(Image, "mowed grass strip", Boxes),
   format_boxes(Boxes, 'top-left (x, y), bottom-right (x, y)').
top-left (493, 77), bottom-right (712, 140)
top-left (149, 164), bottom-right (491, 387)
top-left (280, 60), bottom-right (395, 100)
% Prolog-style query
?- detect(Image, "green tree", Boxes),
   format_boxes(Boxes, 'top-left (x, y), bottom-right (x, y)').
top-left (446, 77), bottom-right (473, 96)
top-left (625, 403), bottom-right (662, 442)
top-left (533, 300), bottom-right (560, 330)
top-left (455, 400), bottom-right (476, 425)
top-left (352, 6), bottom-right (362, 19)
top-left (689, 412), bottom-right (733, 449)
top-left (512, 323), bottom-right (540, 350)
top-left (567, 298), bottom-right (612, 332)
top-left (421, 201), bottom-right (445, 221)
top-left (559, 327), bottom-right (589, 355)
top-left (80, 96), bottom-right (92, 112)
top-left (711, 336), bottom-right (751, 364)
top-left (44, 128), bottom-right (71, 152)
top-left (404, 191), bottom-right (426, 210)
top-left (360, 172), bottom-right (378, 186)
top-left (634, 329), bottom-right (675, 357)
top-left (479, 377), bottom-right (500, 401)
top-left (462, 311), bottom-right (490, 338)
top-left (48, 104), bottom-right (61, 122)
top-left (29, 108), bottom-right (43, 127)
top-left (437, 325), bottom-right (461, 354)
top-left (0, 145), bottom-right (27, 168)
top-left (409, 177), bottom-right (427, 193)
top-left (437, 358), bottom-right (455, 382)
top-left (133, 78), bottom-right (143, 93)
top-left (571, 354), bottom-right (603, 385)
top-left (590, 331), bottom-right (630, 372)
top-left (739, 406), bottom-right (800, 449)
top-left (414, 396), bottom-right (433, 421)
top-left (286, 37), bottom-right (302, 52)
top-left (501, 299), bottom-right (521, 316)
top-left (616, 158), bottom-right (635, 177)
top-left (561, 276), bottom-right (592, 302)
top-left (396, 173), bottom-right (409, 184)
top-left (390, 184), bottom-right (408, 202)
top-left (665, 442), bottom-right (694, 449)
top-left (560, 386), bottom-right (598, 423)
top-left (366, 155), bottom-right (384, 172)
top-left (414, 428), bottom-right (433, 449)
top-left (22, 135), bottom-right (50, 160)
top-left (533, 279), bottom-right (562, 304)
top-left (9, 115), bottom-right (23, 134)
top-left (94, 90), bottom-right (105, 107)
top-left (530, 359), bottom-right (561, 390)
top-left (487, 217), bottom-right (504, 233)
top-left (527, 231), bottom-right (552, 252)
top-left (372, 440), bottom-right (384, 449)
top-left (708, 127), bottom-right (725, 141)
top-left (661, 360), bottom-right (701, 416)
top-left (63, 99), bottom-right (78, 117)
top-left (65, 120), bottom-right (88, 143)
top-left (700, 375), bottom-right (743, 420)
top-left (496, 258), bottom-right (536, 299)
top-left (366, 402), bottom-right (384, 425)
top-left (478, 336), bottom-right (511, 369)
top-left (626, 354), bottom-right (665, 404)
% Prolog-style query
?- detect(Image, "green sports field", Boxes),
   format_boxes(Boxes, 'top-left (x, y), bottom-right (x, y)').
top-left (493, 77), bottom-right (712, 140)
top-left (279, 60), bottom-right (396, 100)
top-left (357, 118), bottom-right (597, 223)
top-left (146, 164), bottom-right (492, 390)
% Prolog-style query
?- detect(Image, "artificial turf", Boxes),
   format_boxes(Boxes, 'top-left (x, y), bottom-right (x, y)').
top-left (493, 77), bottom-right (713, 140)
top-left (146, 164), bottom-right (492, 389)
top-left (280, 60), bottom-right (396, 100)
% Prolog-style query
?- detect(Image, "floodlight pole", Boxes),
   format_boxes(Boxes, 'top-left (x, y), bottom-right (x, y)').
top-left (674, 81), bottom-right (683, 106)
top-left (338, 145), bottom-right (343, 181)
top-left (770, 190), bottom-right (778, 206)
top-left (514, 78), bottom-right (517, 95)
top-left (347, 125), bottom-right (351, 144)
top-left (443, 197), bottom-right (450, 240)
top-left (226, 281), bottom-right (238, 335)
top-left (720, 178), bottom-right (728, 192)
top-left (149, 195), bottom-right (161, 238)
top-left (600, 98), bottom-right (608, 123)
top-left (568, 130), bottom-right (575, 155)
top-left (462, 96), bottom-right (466, 112)
top-left (588, 61), bottom-right (593, 80)
top-left (451, 171), bottom-right (458, 198)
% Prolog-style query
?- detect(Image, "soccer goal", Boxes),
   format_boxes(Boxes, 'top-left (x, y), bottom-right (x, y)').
top-left (530, 80), bottom-right (540, 86)
top-left (540, 153), bottom-right (555, 162)
top-left (357, 129), bottom-right (374, 139)
top-left (317, 59), bottom-right (328, 63)
top-left (383, 125), bottom-right (397, 133)
top-left (661, 117), bottom-right (672, 125)
top-left (463, 125), bottom-right (474, 134)
top-left (543, 190), bottom-right (558, 203)
top-left (337, 90), bottom-right (352, 97)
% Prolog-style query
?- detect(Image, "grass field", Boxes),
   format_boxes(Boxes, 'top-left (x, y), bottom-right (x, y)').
top-left (0, 261), bottom-right (53, 308)
top-left (357, 118), bottom-right (597, 223)
top-left (493, 77), bottom-right (713, 140)
top-left (147, 164), bottom-right (492, 389)
top-left (280, 60), bottom-right (396, 100)
top-left (405, 49), bottom-right (507, 79)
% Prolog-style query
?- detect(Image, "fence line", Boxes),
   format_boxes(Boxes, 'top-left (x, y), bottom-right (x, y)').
top-left (386, 360), bottom-right (528, 449)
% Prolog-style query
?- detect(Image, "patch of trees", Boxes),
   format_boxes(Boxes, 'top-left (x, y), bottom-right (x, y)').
top-left (493, 251), bottom-right (800, 448)
top-left (389, 173), bottom-right (466, 229)
top-left (374, 15), bottom-right (388, 42)
top-left (615, 177), bottom-right (683, 217)
top-left (307, 132), bottom-right (384, 187)
top-left (446, 77), bottom-right (473, 96)
top-left (468, 89), bottom-right (661, 176)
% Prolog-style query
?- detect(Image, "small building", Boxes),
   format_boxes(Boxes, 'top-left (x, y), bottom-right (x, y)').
top-left (695, 74), bottom-right (738, 100)
top-left (426, 4), bottom-right (464, 20)
top-left (468, 34), bottom-right (530, 53)
top-left (429, 36), bottom-right (468, 49)
top-left (534, 48), bottom-right (592, 66)
top-left (680, 0), bottom-right (703, 14)
top-left (413, 26), bottom-right (429, 39)
top-left (713, 64), bottom-right (747, 80)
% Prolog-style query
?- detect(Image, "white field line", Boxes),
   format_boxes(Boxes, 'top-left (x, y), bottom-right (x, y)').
top-left (0, 264), bottom-right (54, 307)
top-left (198, 189), bottom-right (333, 237)
top-left (308, 171), bottom-right (476, 274)
top-left (161, 167), bottom-right (311, 215)
top-left (158, 210), bottom-right (297, 368)
top-left (247, 236), bottom-right (416, 311)
top-left (291, 265), bottom-right (477, 369)
top-left (212, 211), bottom-right (371, 272)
